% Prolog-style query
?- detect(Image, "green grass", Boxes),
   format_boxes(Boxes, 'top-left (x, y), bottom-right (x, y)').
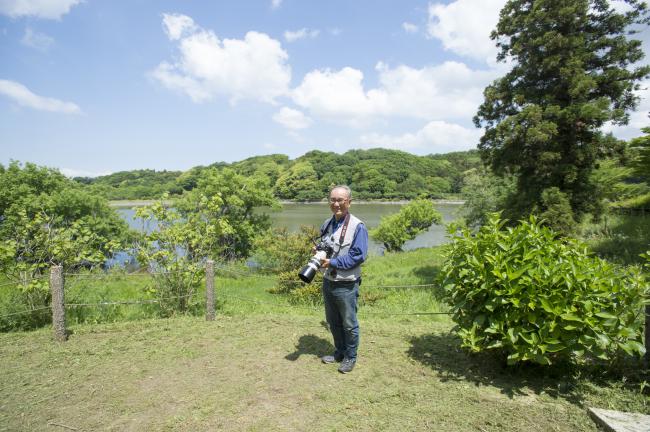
top-left (1, 314), bottom-right (647, 431)
top-left (581, 213), bottom-right (650, 265)
top-left (1, 247), bottom-right (648, 430)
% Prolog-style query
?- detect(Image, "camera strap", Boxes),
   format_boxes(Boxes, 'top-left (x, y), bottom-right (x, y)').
top-left (322, 213), bottom-right (351, 245)
top-left (337, 213), bottom-right (351, 244)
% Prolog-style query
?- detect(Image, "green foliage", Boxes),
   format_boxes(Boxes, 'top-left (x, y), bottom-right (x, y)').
top-left (371, 199), bottom-right (442, 251)
top-left (630, 126), bottom-right (650, 183)
top-left (177, 168), bottom-right (278, 260)
top-left (74, 149), bottom-right (481, 202)
top-left (539, 187), bottom-right (577, 236)
top-left (134, 200), bottom-right (209, 316)
top-left (274, 161), bottom-right (322, 201)
top-left (461, 167), bottom-right (516, 228)
top-left (0, 162), bottom-right (128, 328)
top-left (474, 0), bottom-right (650, 222)
top-left (254, 225), bottom-right (323, 303)
top-left (440, 213), bottom-right (648, 366)
top-left (135, 169), bottom-right (278, 314)
top-left (77, 169), bottom-right (183, 200)
top-left (583, 213), bottom-right (650, 265)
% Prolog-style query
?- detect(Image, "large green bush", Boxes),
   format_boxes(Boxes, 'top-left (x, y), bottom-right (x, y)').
top-left (439, 213), bottom-right (648, 365)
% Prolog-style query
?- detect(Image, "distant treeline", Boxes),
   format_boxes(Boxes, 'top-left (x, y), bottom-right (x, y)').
top-left (74, 148), bottom-right (481, 201)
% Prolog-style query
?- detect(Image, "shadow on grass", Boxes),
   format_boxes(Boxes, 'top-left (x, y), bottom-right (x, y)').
top-left (407, 332), bottom-right (585, 405)
top-left (412, 264), bottom-right (441, 281)
top-left (412, 264), bottom-right (445, 298)
top-left (588, 214), bottom-right (650, 265)
top-left (285, 334), bottom-right (334, 361)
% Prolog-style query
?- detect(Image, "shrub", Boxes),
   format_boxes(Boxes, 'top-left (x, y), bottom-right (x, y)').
top-left (255, 225), bottom-right (324, 304)
top-left (439, 213), bottom-right (648, 365)
top-left (371, 199), bottom-right (442, 252)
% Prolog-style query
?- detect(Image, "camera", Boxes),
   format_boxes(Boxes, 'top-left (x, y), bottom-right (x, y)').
top-left (298, 241), bottom-right (334, 283)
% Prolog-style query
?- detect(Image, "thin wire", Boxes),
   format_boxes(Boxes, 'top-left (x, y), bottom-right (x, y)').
top-left (63, 269), bottom-right (187, 278)
top-left (0, 306), bottom-right (51, 318)
top-left (66, 293), bottom-right (196, 308)
top-left (0, 273), bottom-right (51, 288)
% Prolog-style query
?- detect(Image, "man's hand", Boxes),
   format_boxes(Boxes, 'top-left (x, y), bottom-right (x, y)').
top-left (320, 258), bottom-right (330, 268)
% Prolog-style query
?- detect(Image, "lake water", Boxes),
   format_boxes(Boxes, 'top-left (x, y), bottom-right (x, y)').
top-left (116, 202), bottom-right (463, 255)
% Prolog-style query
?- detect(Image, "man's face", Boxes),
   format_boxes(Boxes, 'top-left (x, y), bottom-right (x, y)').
top-left (329, 188), bottom-right (350, 220)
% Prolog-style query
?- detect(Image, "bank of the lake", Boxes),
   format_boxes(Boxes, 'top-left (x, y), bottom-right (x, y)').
top-left (109, 199), bottom-right (466, 208)
top-left (115, 201), bottom-right (465, 254)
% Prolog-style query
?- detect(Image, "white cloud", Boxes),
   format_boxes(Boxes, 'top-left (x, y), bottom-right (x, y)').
top-left (21, 27), bottom-right (53, 50)
top-left (402, 22), bottom-right (418, 34)
top-left (0, 79), bottom-right (81, 114)
top-left (291, 61), bottom-right (498, 125)
top-left (153, 14), bottom-right (291, 104)
top-left (0, 0), bottom-right (82, 19)
top-left (284, 28), bottom-right (320, 43)
top-left (292, 67), bottom-right (388, 125)
top-left (271, 0), bottom-right (282, 10)
top-left (272, 106), bottom-right (312, 130)
top-left (427, 0), bottom-right (506, 64)
top-left (162, 13), bottom-right (197, 41)
top-left (360, 120), bottom-right (481, 154)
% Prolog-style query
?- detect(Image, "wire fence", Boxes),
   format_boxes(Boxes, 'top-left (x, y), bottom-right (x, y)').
top-left (0, 261), bottom-right (451, 330)
top-left (3, 261), bottom-right (650, 368)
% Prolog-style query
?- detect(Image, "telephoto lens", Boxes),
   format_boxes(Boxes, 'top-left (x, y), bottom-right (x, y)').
top-left (298, 250), bottom-right (327, 283)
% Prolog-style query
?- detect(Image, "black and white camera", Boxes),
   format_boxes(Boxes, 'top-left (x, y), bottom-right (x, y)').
top-left (297, 241), bottom-right (334, 283)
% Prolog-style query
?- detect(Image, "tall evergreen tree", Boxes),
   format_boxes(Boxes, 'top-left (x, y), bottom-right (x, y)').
top-left (474, 0), bottom-right (650, 221)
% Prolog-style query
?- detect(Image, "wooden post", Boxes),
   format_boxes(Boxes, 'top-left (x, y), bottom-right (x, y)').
top-left (50, 265), bottom-right (67, 342)
top-left (206, 260), bottom-right (215, 321)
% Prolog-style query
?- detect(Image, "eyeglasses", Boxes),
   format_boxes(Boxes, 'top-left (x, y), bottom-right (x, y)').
top-left (329, 198), bottom-right (348, 204)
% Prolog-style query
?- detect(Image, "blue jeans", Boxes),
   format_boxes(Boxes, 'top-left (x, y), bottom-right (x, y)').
top-left (322, 278), bottom-right (360, 360)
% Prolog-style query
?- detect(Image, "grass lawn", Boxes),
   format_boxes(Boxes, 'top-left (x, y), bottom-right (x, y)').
top-left (1, 312), bottom-right (648, 431)
top-left (1, 248), bottom-right (648, 431)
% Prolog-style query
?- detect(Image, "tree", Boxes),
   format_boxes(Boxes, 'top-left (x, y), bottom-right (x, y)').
top-left (274, 161), bottom-right (321, 200)
top-left (474, 0), bottom-right (650, 222)
top-left (0, 162), bottom-right (128, 328)
top-left (371, 199), bottom-right (442, 252)
top-left (135, 168), bottom-right (278, 313)
top-left (461, 168), bottom-right (516, 228)
top-left (630, 126), bottom-right (650, 182)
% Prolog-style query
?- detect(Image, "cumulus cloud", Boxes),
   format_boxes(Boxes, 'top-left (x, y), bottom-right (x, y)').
top-left (360, 120), bottom-right (481, 154)
top-left (0, 79), bottom-right (81, 114)
top-left (402, 22), bottom-right (418, 34)
top-left (271, 0), bottom-right (282, 9)
top-left (291, 67), bottom-right (388, 126)
top-left (0, 0), bottom-right (82, 19)
top-left (152, 13), bottom-right (291, 104)
top-left (162, 13), bottom-right (197, 41)
top-left (284, 28), bottom-right (320, 43)
top-left (427, 0), bottom-right (506, 64)
top-left (272, 106), bottom-right (312, 130)
top-left (21, 27), bottom-right (53, 50)
top-left (291, 61), bottom-right (498, 125)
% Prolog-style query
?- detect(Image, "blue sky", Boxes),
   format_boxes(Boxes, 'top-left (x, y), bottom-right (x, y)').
top-left (1, 0), bottom-right (649, 177)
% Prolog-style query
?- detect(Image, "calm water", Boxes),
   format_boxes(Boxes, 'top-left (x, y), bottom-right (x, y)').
top-left (117, 202), bottom-right (463, 254)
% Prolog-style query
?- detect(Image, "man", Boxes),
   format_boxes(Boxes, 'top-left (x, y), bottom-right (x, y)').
top-left (318, 185), bottom-right (368, 373)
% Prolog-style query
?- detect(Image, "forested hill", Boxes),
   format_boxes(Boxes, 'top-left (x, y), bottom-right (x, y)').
top-left (75, 148), bottom-right (481, 201)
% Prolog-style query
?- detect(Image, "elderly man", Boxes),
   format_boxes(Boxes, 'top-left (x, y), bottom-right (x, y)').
top-left (318, 185), bottom-right (368, 373)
